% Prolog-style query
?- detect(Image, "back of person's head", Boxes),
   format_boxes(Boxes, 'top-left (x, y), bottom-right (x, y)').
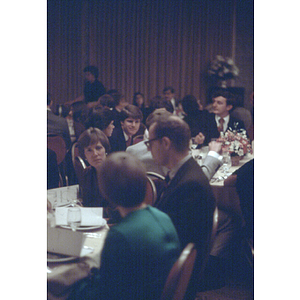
top-left (107, 90), bottom-right (124, 106)
top-left (83, 66), bottom-right (99, 79)
top-left (85, 108), bottom-right (114, 131)
top-left (98, 94), bottom-right (115, 109)
top-left (71, 101), bottom-right (89, 123)
top-left (77, 127), bottom-right (110, 158)
top-left (212, 89), bottom-right (236, 110)
top-left (98, 152), bottom-right (147, 208)
top-left (145, 109), bottom-right (172, 129)
top-left (148, 96), bottom-right (174, 113)
top-left (152, 115), bottom-right (191, 153)
top-left (163, 86), bottom-right (175, 94)
top-left (180, 95), bottom-right (199, 115)
top-left (120, 104), bottom-right (143, 122)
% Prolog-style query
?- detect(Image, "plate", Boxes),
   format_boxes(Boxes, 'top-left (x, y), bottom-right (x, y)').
top-left (59, 224), bottom-right (105, 231)
top-left (47, 252), bottom-right (78, 263)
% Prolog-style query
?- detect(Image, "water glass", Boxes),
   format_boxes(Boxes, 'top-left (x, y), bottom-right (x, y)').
top-left (67, 207), bottom-right (81, 232)
top-left (222, 152), bottom-right (232, 175)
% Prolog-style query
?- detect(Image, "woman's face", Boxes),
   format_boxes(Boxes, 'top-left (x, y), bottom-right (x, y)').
top-left (136, 94), bottom-right (144, 107)
top-left (84, 141), bottom-right (106, 168)
top-left (103, 121), bottom-right (115, 137)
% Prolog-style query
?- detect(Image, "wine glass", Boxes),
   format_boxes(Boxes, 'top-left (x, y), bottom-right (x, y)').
top-left (67, 207), bottom-right (81, 232)
top-left (222, 152), bottom-right (232, 176)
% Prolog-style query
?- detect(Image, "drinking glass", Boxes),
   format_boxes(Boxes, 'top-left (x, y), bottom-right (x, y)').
top-left (190, 137), bottom-right (198, 150)
top-left (67, 207), bottom-right (81, 232)
top-left (222, 152), bottom-right (232, 176)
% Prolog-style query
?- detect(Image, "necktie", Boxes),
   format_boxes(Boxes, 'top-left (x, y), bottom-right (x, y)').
top-left (218, 118), bottom-right (225, 133)
top-left (126, 136), bottom-right (132, 147)
top-left (165, 172), bottom-right (170, 184)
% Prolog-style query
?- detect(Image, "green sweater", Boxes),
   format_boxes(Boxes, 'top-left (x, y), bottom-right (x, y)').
top-left (69, 206), bottom-right (181, 300)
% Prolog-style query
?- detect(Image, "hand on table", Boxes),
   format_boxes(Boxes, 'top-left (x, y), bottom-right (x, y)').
top-left (208, 141), bottom-right (222, 154)
top-left (194, 132), bottom-right (205, 145)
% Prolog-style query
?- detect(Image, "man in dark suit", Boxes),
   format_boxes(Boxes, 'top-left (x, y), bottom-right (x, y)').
top-left (202, 89), bottom-right (246, 145)
top-left (163, 86), bottom-right (182, 116)
top-left (147, 114), bottom-right (216, 299)
top-left (148, 114), bottom-right (239, 297)
top-left (47, 95), bottom-right (71, 150)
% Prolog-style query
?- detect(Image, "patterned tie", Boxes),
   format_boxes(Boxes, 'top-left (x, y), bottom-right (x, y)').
top-left (218, 118), bottom-right (225, 133)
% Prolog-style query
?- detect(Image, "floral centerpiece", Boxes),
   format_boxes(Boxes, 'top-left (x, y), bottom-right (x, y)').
top-left (217, 123), bottom-right (252, 165)
top-left (208, 55), bottom-right (239, 87)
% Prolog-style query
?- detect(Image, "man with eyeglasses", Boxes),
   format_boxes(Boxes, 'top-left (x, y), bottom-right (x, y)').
top-left (147, 114), bottom-right (240, 297)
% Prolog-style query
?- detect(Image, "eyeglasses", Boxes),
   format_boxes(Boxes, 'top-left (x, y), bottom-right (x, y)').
top-left (144, 137), bottom-right (161, 149)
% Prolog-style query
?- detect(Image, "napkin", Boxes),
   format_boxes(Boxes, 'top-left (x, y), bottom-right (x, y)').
top-left (55, 207), bottom-right (105, 226)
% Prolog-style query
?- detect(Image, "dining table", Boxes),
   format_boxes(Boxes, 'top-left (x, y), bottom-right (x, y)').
top-left (209, 152), bottom-right (254, 220)
top-left (191, 146), bottom-right (254, 219)
top-left (47, 186), bottom-right (110, 300)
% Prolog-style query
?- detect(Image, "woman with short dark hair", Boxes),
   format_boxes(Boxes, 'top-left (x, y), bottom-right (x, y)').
top-left (76, 128), bottom-right (111, 208)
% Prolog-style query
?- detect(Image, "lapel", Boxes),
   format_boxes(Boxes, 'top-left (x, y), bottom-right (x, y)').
top-left (155, 158), bottom-right (195, 208)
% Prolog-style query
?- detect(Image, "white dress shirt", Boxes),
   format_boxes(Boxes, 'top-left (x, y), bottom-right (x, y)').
top-left (215, 114), bottom-right (230, 132)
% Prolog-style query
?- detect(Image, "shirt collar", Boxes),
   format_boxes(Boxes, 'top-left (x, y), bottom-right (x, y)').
top-left (215, 114), bottom-right (230, 123)
top-left (123, 130), bottom-right (130, 141)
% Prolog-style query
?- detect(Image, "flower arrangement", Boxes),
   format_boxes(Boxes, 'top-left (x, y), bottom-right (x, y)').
top-left (217, 124), bottom-right (253, 157)
top-left (208, 55), bottom-right (239, 80)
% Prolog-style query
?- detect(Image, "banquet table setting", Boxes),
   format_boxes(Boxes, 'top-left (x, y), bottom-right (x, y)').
top-left (47, 147), bottom-right (253, 299)
top-left (47, 185), bottom-right (109, 300)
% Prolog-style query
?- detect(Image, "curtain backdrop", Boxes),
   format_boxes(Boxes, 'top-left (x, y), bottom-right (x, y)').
top-left (47, 0), bottom-right (236, 107)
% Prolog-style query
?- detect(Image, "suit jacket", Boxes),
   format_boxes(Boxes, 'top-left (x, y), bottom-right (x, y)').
top-left (202, 113), bottom-right (246, 145)
top-left (108, 126), bottom-right (127, 152)
top-left (47, 110), bottom-right (72, 149)
top-left (154, 157), bottom-right (216, 257)
top-left (68, 206), bottom-right (181, 300)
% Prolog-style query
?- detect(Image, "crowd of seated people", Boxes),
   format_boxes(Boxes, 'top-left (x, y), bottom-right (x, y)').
top-left (47, 81), bottom-right (254, 298)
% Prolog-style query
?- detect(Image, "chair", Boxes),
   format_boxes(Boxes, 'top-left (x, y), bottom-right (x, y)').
top-left (143, 176), bottom-right (157, 205)
top-left (161, 243), bottom-right (197, 300)
top-left (71, 142), bottom-right (87, 185)
top-left (47, 134), bottom-right (68, 186)
top-left (146, 172), bottom-right (167, 203)
top-left (197, 207), bottom-right (219, 283)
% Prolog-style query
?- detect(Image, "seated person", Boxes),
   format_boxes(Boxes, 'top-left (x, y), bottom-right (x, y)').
top-left (180, 94), bottom-right (209, 138)
top-left (76, 128), bottom-right (110, 208)
top-left (109, 104), bottom-right (144, 152)
top-left (68, 152), bottom-right (181, 300)
top-left (76, 128), bottom-right (121, 222)
top-left (107, 90), bottom-right (129, 128)
top-left (201, 89), bottom-right (246, 145)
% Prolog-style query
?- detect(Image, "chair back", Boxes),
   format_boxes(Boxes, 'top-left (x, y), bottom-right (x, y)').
top-left (146, 172), bottom-right (168, 204)
top-left (71, 142), bottom-right (87, 185)
top-left (47, 135), bottom-right (67, 165)
top-left (161, 243), bottom-right (197, 300)
top-left (197, 206), bottom-right (219, 283)
top-left (144, 176), bottom-right (157, 206)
